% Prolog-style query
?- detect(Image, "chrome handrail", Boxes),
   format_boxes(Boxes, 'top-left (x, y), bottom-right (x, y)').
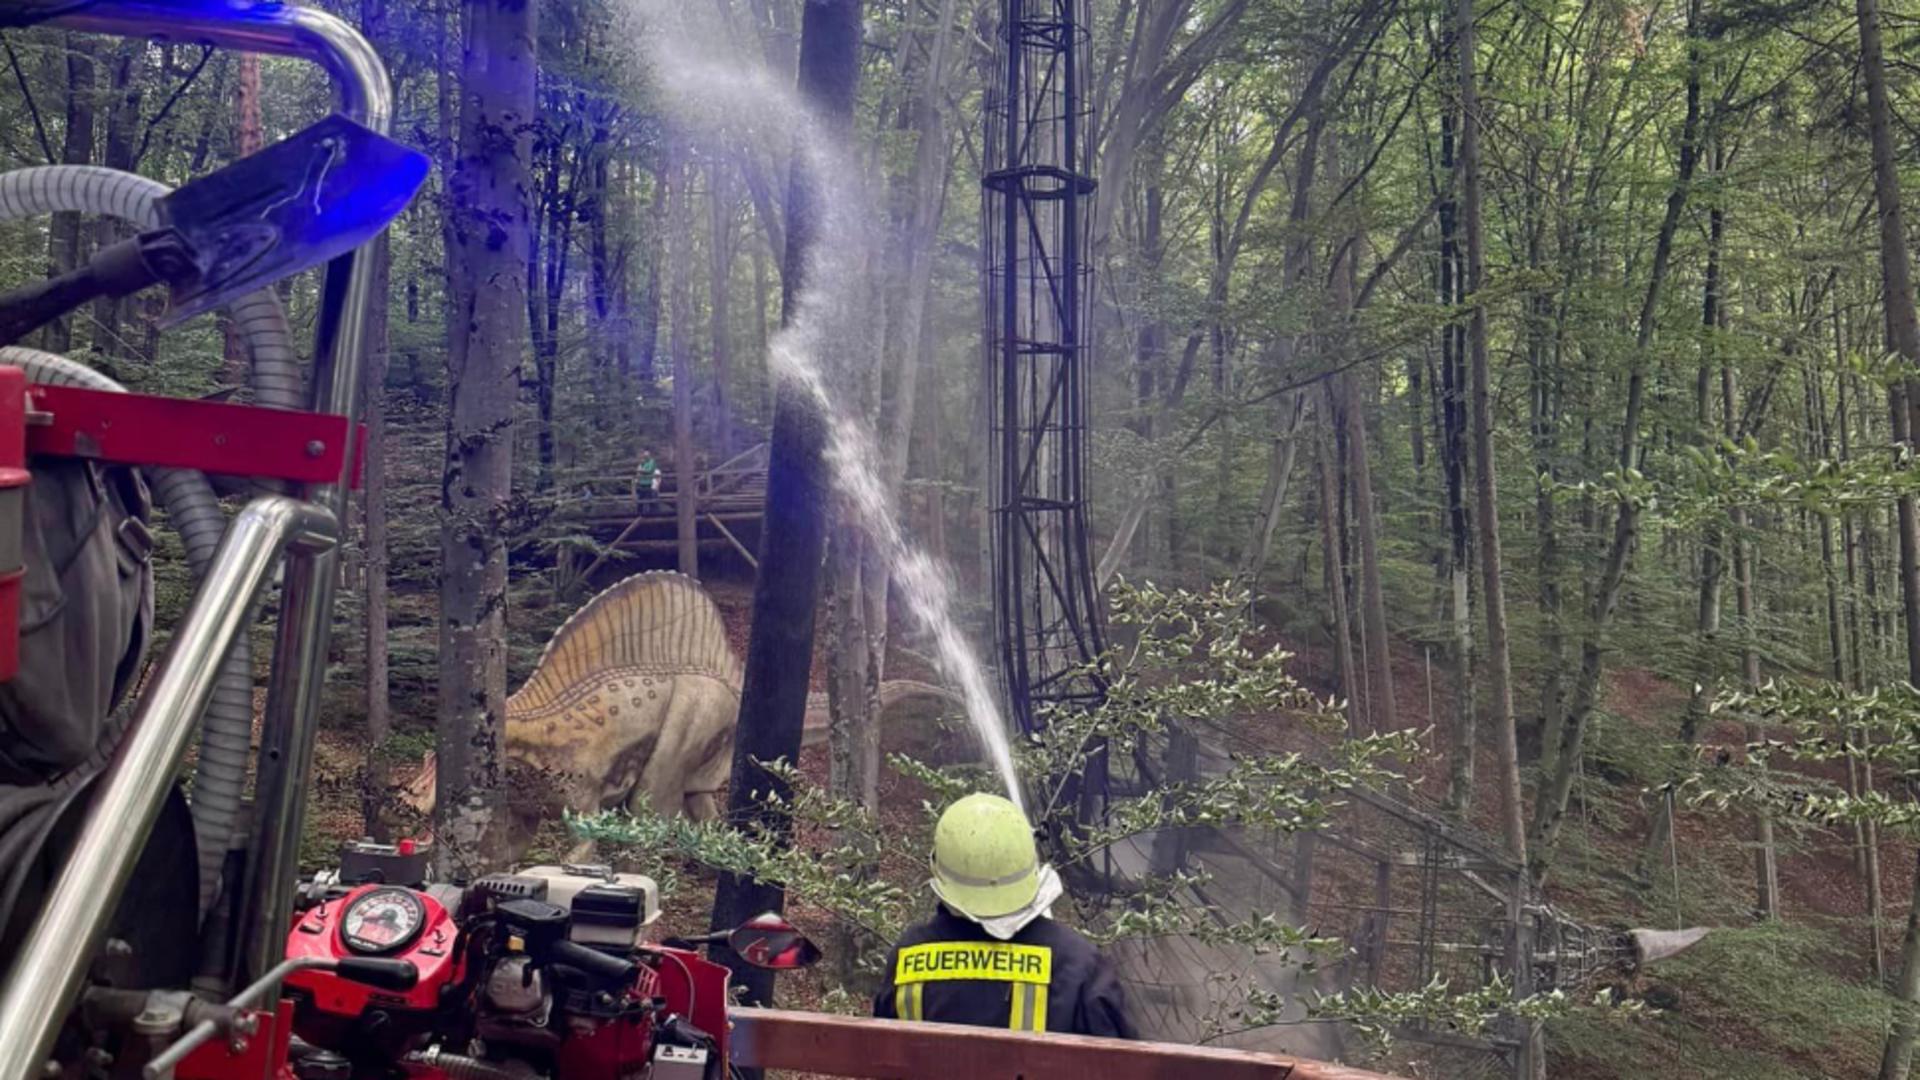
top-left (0, 497), bottom-right (338, 1080)
top-left (49, 2), bottom-right (392, 128)
top-left (0, 4), bottom-right (397, 1073)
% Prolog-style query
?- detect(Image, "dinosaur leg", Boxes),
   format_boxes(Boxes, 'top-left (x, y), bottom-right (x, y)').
top-left (682, 739), bottom-right (733, 822)
top-left (630, 679), bottom-right (699, 819)
top-left (682, 679), bottom-right (738, 821)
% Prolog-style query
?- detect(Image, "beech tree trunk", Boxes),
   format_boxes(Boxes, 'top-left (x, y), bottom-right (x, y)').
top-left (91, 42), bottom-right (142, 364)
top-left (1457, 0), bottom-right (1526, 862)
top-left (1531, 0), bottom-right (1702, 878)
top-left (1338, 355), bottom-right (1395, 735)
top-left (667, 145), bottom-right (699, 576)
top-left (1318, 419), bottom-right (1362, 733)
top-left (220, 53), bottom-right (262, 388)
top-left (1857, 0), bottom-right (1920, 1064)
top-left (710, 0), bottom-right (864, 1017)
top-left (1239, 394), bottom-right (1306, 587)
top-left (1437, 89), bottom-right (1475, 812)
top-left (710, 163), bottom-right (736, 454)
top-left (45, 34), bottom-right (94, 356)
top-left (361, 231), bottom-right (393, 840)
top-left (436, 0), bottom-right (535, 878)
top-left (637, 164), bottom-right (668, 392)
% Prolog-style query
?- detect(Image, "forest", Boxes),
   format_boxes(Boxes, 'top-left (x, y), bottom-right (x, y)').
top-left (6, 0), bottom-right (1920, 1075)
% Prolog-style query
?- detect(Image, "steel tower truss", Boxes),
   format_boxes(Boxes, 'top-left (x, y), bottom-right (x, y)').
top-left (984, 0), bottom-right (1107, 736)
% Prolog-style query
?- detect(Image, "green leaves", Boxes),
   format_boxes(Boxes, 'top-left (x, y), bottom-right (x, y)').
top-left (1674, 680), bottom-right (1920, 833)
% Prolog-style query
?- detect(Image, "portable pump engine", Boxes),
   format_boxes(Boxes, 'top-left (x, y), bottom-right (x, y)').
top-left (145, 838), bottom-right (821, 1080)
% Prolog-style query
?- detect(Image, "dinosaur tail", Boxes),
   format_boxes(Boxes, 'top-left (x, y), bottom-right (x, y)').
top-left (799, 679), bottom-right (964, 747)
top-left (400, 751), bottom-right (437, 815)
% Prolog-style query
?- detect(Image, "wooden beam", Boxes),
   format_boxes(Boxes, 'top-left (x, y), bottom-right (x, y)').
top-left (728, 1009), bottom-right (1407, 1080)
top-left (706, 512), bottom-right (759, 568)
top-left (573, 511), bottom-right (649, 585)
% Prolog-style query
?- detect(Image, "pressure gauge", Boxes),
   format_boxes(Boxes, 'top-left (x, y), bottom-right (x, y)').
top-left (340, 887), bottom-right (427, 955)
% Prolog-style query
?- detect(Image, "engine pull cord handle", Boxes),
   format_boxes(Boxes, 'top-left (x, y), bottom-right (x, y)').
top-left (143, 955), bottom-right (419, 1079)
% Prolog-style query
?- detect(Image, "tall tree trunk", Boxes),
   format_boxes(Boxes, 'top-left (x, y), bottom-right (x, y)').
top-left (1128, 138), bottom-right (1166, 569)
top-left (361, 230), bottom-right (394, 840)
top-left (753, 242), bottom-right (772, 424)
top-left (1318, 417), bottom-right (1362, 733)
top-left (1531, 0), bottom-right (1703, 878)
top-left (852, 0), bottom-right (961, 794)
top-left (91, 41), bottom-right (142, 363)
top-left (1888, 856), bottom-right (1920, 1080)
top-left (668, 145), bottom-right (700, 576)
top-left (1335, 274), bottom-right (1395, 734)
top-left (1239, 394), bottom-right (1307, 587)
top-left (710, 0), bottom-right (864, 1017)
top-left (1642, 164), bottom-right (1727, 881)
top-left (1457, 0), bottom-right (1525, 861)
top-left (710, 162), bottom-right (736, 454)
top-left (533, 129), bottom-right (573, 493)
top-left (1732, 499), bottom-right (1779, 918)
top-left (825, 523), bottom-right (871, 804)
top-left (1838, 317), bottom-right (1888, 980)
top-left (220, 53), bottom-right (263, 388)
top-left (1859, 0), bottom-right (1920, 1062)
top-left (1437, 88), bottom-right (1476, 812)
top-left (588, 152), bottom-right (613, 373)
top-left (436, 0), bottom-right (536, 878)
top-left (45, 34), bottom-right (94, 356)
top-left (637, 164), bottom-right (668, 392)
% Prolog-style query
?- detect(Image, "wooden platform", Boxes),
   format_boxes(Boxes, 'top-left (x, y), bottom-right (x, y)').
top-left (556, 443), bottom-right (769, 580)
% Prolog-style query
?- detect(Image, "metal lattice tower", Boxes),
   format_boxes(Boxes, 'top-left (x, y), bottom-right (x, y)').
top-left (984, 0), bottom-right (1107, 737)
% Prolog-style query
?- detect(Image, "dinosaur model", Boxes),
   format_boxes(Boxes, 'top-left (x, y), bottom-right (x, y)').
top-left (403, 572), bottom-right (957, 833)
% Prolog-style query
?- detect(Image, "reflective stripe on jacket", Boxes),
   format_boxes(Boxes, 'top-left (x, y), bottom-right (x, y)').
top-left (873, 905), bottom-right (1137, 1039)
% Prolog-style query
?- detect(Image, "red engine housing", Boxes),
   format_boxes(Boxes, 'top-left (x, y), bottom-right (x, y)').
top-left (275, 883), bottom-right (738, 1079)
top-left (284, 884), bottom-right (463, 1016)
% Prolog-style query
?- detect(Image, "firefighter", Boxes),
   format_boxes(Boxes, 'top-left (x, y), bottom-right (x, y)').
top-left (873, 792), bottom-right (1137, 1039)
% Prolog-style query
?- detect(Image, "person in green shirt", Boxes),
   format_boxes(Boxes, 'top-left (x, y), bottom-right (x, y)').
top-left (634, 449), bottom-right (660, 514)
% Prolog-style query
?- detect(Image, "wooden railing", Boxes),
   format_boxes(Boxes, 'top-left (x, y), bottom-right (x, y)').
top-left (729, 1010), bottom-right (1406, 1080)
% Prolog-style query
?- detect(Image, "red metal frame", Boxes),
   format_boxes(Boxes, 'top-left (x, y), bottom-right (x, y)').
top-left (24, 383), bottom-right (363, 488)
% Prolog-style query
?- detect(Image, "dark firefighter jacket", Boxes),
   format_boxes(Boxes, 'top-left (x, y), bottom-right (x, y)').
top-left (872, 905), bottom-right (1137, 1039)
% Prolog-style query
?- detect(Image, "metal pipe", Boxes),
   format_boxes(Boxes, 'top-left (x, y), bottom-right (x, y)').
top-left (0, 498), bottom-right (338, 1080)
top-left (241, 168), bottom-right (392, 991)
top-left (143, 956), bottom-right (337, 1080)
top-left (50, 3), bottom-right (391, 129)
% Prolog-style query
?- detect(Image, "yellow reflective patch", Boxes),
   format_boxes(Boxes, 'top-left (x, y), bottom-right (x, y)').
top-left (1008, 982), bottom-right (1048, 1032)
top-left (895, 941), bottom-right (1052, 986)
top-left (895, 982), bottom-right (923, 1021)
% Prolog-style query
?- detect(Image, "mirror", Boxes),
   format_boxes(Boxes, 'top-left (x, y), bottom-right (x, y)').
top-left (728, 912), bottom-right (822, 971)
